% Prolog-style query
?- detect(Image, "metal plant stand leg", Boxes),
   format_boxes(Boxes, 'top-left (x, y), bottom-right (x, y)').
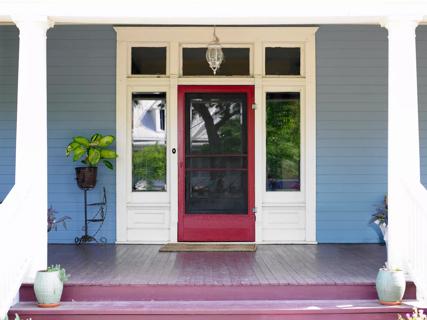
top-left (75, 187), bottom-right (107, 245)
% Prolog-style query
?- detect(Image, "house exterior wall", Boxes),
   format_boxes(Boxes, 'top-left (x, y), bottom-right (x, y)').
top-left (316, 26), bottom-right (388, 243)
top-left (0, 25), bottom-right (426, 243)
top-left (0, 25), bottom-right (117, 243)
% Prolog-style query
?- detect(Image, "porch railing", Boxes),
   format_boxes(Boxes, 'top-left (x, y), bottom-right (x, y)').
top-left (0, 185), bottom-right (32, 317)
top-left (401, 180), bottom-right (427, 302)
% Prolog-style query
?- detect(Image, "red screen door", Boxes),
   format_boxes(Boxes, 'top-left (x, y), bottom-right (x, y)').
top-left (178, 85), bottom-right (255, 242)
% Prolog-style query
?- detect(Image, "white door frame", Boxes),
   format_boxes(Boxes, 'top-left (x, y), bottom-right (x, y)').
top-left (115, 27), bottom-right (317, 243)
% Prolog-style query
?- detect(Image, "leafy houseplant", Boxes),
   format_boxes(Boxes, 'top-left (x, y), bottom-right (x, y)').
top-left (47, 206), bottom-right (71, 232)
top-left (399, 308), bottom-right (426, 320)
top-left (2, 314), bottom-right (30, 320)
top-left (33, 265), bottom-right (70, 308)
top-left (376, 263), bottom-right (406, 305)
top-left (3, 314), bottom-right (31, 320)
top-left (370, 195), bottom-right (388, 244)
top-left (66, 134), bottom-right (118, 189)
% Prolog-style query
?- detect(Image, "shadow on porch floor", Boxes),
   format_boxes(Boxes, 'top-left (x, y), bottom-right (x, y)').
top-left (47, 243), bottom-right (386, 285)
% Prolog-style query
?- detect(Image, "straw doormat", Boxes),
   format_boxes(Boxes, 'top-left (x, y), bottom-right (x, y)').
top-left (159, 243), bottom-right (257, 252)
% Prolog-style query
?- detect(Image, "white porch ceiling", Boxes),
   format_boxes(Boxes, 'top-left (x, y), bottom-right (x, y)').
top-left (0, 0), bottom-right (427, 25)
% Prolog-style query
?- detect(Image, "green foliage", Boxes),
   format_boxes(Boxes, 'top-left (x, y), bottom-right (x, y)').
top-left (46, 264), bottom-right (70, 282)
top-left (217, 118), bottom-right (242, 153)
top-left (266, 99), bottom-right (300, 180)
top-left (398, 308), bottom-right (426, 320)
top-left (133, 144), bottom-right (166, 189)
top-left (66, 133), bottom-right (118, 169)
top-left (2, 314), bottom-right (24, 320)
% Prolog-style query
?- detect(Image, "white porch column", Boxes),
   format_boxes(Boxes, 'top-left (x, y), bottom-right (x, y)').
top-left (13, 16), bottom-right (53, 277)
top-left (383, 17), bottom-right (420, 269)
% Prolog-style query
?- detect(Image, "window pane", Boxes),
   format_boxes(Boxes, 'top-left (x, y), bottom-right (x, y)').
top-left (132, 93), bottom-right (167, 191)
top-left (266, 92), bottom-right (300, 191)
top-left (265, 47), bottom-right (300, 75)
top-left (185, 93), bottom-right (248, 214)
top-left (183, 48), bottom-right (250, 76)
top-left (131, 47), bottom-right (167, 75)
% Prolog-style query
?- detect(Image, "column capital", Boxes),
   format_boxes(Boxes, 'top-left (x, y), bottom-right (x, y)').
top-left (12, 15), bottom-right (54, 32)
top-left (380, 15), bottom-right (421, 31)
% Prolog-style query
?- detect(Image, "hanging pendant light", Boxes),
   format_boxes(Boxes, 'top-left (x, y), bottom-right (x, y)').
top-left (206, 26), bottom-right (224, 75)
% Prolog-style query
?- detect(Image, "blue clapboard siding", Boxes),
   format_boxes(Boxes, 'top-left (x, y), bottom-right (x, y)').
top-left (1, 25), bottom-right (427, 243)
top-left (0, 25), bottom-right (116, 243)
top-left (46, 26), bottom-right (116, 243)
top-left (316, 26), bottom-right (388, 243)
top-left (0, 26), bottom-right (18, 202)
top-left (417, 26), bottom-right (427, 187)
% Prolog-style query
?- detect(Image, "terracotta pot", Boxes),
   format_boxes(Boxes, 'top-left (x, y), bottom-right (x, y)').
top-left (376, 269), bottom-right (406, 305)
top-left (75, 167), bottom-right (97, 189)
top-left (33, 270), bottom-right (63, 308)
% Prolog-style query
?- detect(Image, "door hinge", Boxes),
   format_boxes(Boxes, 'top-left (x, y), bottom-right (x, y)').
top-left (252, 207), bottom-right (257, 221)
top-left (252, 103), bottom-right (257, 110)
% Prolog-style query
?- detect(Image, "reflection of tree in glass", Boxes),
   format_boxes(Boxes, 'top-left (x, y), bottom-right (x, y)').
top-left (192, 101), bottom-right (242, 153)
top-left (266, 99), bottom-right (300, 184)
top-left (133, 144), bottom-right (166, 190)
top-left (190, 99), bottom-right (245, 198)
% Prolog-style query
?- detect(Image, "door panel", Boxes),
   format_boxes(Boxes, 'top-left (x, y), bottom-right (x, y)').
top-left (178, 86), bottom-right (255, 242)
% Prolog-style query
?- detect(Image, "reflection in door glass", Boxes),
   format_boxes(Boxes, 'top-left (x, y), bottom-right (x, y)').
top-left (266, 92), bottom-right (300, 191)
top-left (132, 93), bottom-right (167, 192)
top-left (185, 93), bottom-right (248, 214)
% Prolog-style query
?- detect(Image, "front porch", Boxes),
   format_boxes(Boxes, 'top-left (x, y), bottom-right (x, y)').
top-left (2, 0), bottom-right (427, 318)
top-left (12, 244), bottom-right (417, 319)
top-left (43, 244), bottom-right (393, 285)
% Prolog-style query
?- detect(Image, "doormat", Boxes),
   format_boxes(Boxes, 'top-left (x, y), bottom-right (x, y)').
top-left (159, 243), bottom-right (257, 252)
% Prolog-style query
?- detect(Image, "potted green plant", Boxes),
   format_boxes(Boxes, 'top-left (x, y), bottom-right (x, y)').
top-left (376, 263), bottom-right (406, 305)
top-left (398, 308), bottom-right (426, 320)
top-left (66, 133), bottom-right (118, 189)
top-left (370, 195), bottom-right (388, 245)
top-left (33, 264), bottom-right (70, 308)
top-left (47, 205), bottom-right (71, 232)
top-left (2, 314), bottom-right (30, 320)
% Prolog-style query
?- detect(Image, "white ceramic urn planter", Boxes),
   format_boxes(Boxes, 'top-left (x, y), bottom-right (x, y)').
top-left (33, 270), bottom-right (64, 308)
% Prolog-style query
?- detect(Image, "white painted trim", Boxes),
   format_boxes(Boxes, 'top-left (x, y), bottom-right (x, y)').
top-left (116, 39), bottom-right (128, 242)
top-left (115, 26), bottom-right (317, 243)
top-left (304, 31), bottom-right (317, 242)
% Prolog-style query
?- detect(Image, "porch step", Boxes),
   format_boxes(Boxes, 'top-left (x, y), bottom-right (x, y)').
top-left (10, 299), bottom-right (419, 320)
top-left (19, 282), bottom-right (417, 301)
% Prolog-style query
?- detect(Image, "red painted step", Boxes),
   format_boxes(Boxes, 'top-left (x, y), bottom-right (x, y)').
top-left (19, 282), bottom-right (417, 302)
top-left (10, 299), bottom-right (418, 320)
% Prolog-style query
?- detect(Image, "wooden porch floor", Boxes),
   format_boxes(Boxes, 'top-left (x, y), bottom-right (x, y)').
top-left (48, 244), bottom-right (386, 285)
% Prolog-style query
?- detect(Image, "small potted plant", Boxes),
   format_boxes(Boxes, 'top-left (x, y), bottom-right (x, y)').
top-left (398, 308), bottom-right (426, 320)
top-left (47, 206), bottom-right (71, 232)
top-left (370, 195), bottom-right (388, 244)
top-left (376, 262), bottom-right (406, 305)
top-left (66, 133), bottom-right (118, 189)
top-left (33, 264), bottom-right (70, 308)
top-left (3, 314), bottom-right (30, 320)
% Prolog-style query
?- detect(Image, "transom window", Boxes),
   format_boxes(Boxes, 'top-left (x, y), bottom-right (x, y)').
top-left (182, 47), bottom-right (250, 76)
top-left (265, 47), bottom-right (301, 76)
top-left (131, 47), bottom-right (167, 75)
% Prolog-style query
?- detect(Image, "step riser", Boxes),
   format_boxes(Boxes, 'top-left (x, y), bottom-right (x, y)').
top-left (9, 313), bottom-right (409, 320)
top-left (19, 283), bottom-right (417, 302)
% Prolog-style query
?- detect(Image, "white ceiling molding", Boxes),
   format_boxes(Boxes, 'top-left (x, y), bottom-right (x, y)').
top-left (0, 0), bottom-right (426, 24)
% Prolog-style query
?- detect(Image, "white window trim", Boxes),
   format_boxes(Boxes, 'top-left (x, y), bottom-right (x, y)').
top-left (115, 26), bottom-right (317, 243)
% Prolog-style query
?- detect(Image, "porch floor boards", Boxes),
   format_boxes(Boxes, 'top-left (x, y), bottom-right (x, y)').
top-left (47, 244), bottom-right (386, 285)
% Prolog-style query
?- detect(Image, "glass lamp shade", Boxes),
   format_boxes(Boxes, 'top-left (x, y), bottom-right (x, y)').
top-left (206, 39), bottom-right (224, 75)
